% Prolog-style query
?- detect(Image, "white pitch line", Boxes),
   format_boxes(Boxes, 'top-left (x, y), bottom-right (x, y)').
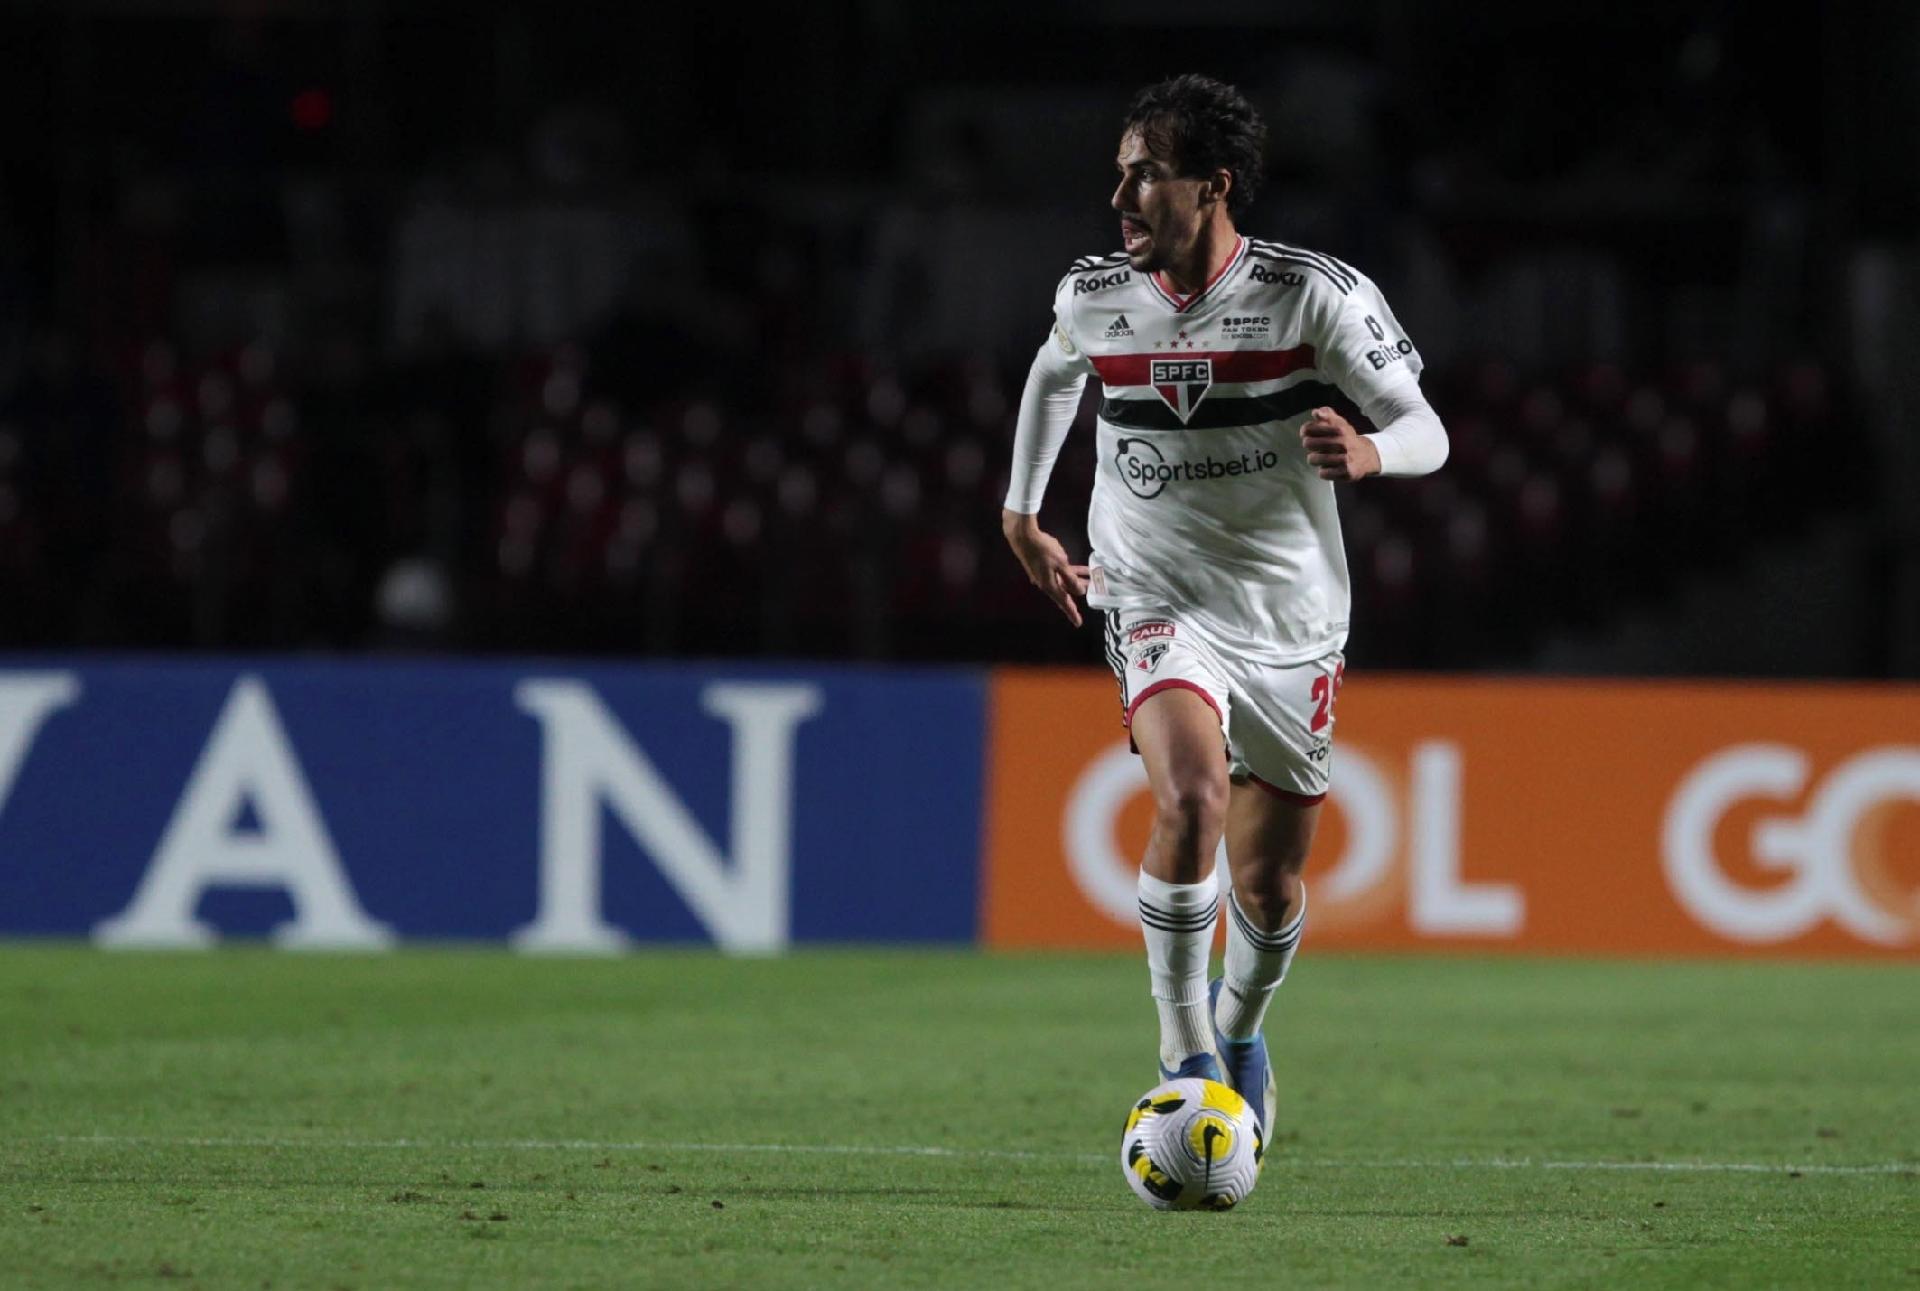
top-left (24, 1135), bottom-right (1917, 1176)
top-left (39, 1134), bottom-right (1105, 1165)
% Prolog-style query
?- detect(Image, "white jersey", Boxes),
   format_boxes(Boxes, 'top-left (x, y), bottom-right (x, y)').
top-left (1040, 236), bottom-right (1427, 666)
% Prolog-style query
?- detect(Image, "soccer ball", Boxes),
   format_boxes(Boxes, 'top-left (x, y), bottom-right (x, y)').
top-left (1119, 1077), bottom-right (1265, 1211)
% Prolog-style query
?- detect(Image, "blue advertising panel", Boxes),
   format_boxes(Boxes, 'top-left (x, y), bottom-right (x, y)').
top-left (0, 660), bottom-right (987, 948)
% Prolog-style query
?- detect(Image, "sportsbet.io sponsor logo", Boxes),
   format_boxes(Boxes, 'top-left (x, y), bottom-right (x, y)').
top-left (1115, 436), bottom-right (1169, 498)
top-left (1115, 436), bottom-right (1282, 500)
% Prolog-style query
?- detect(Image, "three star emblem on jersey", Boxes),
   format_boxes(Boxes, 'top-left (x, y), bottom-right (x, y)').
top-left (1149, 358), bottom-right (1214, 423)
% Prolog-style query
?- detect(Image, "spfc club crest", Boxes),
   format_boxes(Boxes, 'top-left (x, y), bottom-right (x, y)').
top-left (1135, 642), bottom-right (1171, 672)
top-left (1149, 358), bottom-right (1213, 423)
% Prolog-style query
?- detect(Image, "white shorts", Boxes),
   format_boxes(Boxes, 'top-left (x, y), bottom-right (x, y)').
top-left (1102, 607), bottom-right (1344, 803)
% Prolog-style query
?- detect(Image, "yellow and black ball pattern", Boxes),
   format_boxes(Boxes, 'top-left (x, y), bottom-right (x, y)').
top-left (1117, 1077), bottom-right (1264, 1212)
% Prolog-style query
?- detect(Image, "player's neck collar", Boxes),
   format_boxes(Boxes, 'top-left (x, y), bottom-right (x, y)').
top-left (1148, 236), bottom-right (1248, 314)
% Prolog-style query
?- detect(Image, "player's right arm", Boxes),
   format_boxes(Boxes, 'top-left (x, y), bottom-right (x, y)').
top-left (1002, 278), bottom-right (1097, 628)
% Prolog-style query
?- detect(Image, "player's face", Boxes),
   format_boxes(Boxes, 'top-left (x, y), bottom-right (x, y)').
top-left (1111, 129), bottom-right (1207, 273)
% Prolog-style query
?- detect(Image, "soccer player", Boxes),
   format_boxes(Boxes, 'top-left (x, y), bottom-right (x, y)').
top-left (1001, 75), bottom-right (1448, 1133)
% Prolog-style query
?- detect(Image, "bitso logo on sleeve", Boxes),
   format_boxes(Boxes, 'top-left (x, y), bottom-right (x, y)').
top-left (1149, 358), bottom-right (1213, 423)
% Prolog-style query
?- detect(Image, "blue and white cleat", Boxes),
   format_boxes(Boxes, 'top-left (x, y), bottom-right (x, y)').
top-left (1209, 978), bottom-right (1276, 1136)
top-left (1157, 1049), bottom-right (1225, 1086)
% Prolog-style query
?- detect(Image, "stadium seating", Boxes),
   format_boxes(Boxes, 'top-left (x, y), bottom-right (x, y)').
top-left (458, 345), bottom-right (1845, 666)
top-left (0, 323), bottom-right (1850, 667)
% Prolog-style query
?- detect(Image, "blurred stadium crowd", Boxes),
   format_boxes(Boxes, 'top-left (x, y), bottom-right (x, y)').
top-left (2, 2), bottom-right (1915, 673)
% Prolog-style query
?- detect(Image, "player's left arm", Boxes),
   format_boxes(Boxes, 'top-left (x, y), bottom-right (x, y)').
top-left (1301, 381), bottom-right (1448, 482)
top-left (1299, 275), bottom-right (1449, 482)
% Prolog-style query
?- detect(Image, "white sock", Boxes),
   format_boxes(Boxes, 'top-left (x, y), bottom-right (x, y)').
top-left (1137, 869), bottom-right (1219, 1069)
top-left (1214, 884), bottom-right (1305, 1041)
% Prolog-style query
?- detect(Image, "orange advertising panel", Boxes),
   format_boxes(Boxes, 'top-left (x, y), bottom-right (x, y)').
top-left (982, 671), bottom-right (1920, 957)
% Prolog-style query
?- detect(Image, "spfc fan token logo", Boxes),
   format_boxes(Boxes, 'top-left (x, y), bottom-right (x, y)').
top-left (1149, 358), bottom-right (1213, 423)
top-left (1135, 642), bottom-right (1171, 672)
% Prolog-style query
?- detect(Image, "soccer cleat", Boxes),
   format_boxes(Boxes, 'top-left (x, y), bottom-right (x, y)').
top-left (1157, 1049), bottom-right (1224, 1085)
top-left (1209, 978), bottom-right (1276, 1136)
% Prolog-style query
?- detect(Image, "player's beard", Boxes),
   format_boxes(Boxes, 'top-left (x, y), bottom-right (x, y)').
top-left (1121, 213), bottom-right (1194, 275)
top-left (1126, 233), bottom-right (1187, 276)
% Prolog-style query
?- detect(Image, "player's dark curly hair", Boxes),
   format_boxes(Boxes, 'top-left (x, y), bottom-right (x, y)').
top-left (1121, 75), bottom-right (1268, 215)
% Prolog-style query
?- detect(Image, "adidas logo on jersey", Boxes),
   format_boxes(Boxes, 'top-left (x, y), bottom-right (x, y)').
top-left (1105, 314), bottom-right (1135, 339)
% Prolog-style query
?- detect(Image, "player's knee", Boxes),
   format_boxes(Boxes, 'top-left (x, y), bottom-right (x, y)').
top-left (1233, 865), bottom-right (1304, 929)
top-left (1154, 776), bottom-right (1228, 844)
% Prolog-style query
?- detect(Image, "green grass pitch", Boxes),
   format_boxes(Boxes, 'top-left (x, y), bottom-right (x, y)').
top-left (1, 946), bottom-right (1914, 1289)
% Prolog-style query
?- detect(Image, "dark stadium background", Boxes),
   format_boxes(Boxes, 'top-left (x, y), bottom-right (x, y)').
top-left (1, 0), bottom-right (1916, 677)
top-left (3, 8), bottom-right (1917, 1285)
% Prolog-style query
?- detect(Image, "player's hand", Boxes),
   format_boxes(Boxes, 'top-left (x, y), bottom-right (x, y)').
top-left (1301, 407), bottom-right (1382, 482)
top-left (1001, 508), bottom-right (1090, 628)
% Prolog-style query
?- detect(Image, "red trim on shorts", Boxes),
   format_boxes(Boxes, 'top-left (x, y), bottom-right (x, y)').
top-left (1124, 678), bottom-right (1223, 730)
top-left (1247, 773), bottom-right (1327, 806)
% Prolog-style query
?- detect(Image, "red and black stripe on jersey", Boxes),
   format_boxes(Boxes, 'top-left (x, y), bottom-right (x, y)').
top-left (1099, 382), bottom-right (1357, 431)
top-left (1088, 346), bottom-right (1317, 387)
top-left (1089, 343), bottom-right (1355, 431)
